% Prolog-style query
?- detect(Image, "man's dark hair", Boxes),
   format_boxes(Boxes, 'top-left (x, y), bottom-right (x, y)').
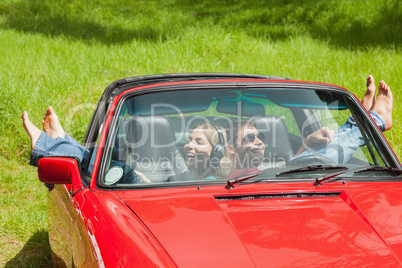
top-left (226, 119), bottom-right (256, 146)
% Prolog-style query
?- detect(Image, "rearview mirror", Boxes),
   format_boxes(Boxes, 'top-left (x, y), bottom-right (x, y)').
top-left (216, 99), bottom-right (265, 117)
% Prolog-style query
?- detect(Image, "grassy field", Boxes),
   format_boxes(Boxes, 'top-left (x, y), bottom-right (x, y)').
top-left (0, 0), bottom-right (400, 266)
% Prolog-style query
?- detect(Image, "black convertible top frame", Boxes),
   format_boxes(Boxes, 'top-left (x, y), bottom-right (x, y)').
top-left (104, 73), bottom-right (290, 100)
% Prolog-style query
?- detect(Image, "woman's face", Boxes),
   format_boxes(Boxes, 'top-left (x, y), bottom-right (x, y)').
top-left (184, 127), bottom-right (213, 169)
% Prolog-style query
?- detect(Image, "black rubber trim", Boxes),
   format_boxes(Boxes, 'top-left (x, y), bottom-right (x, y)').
top-left (215, 192), bottom-right (342, 201)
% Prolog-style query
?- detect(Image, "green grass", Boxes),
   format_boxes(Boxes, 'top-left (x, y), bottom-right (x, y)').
top-left (0, 0), bottom-right (401, 266)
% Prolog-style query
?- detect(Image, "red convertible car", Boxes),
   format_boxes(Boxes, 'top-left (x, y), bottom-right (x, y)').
top-left (38, 74), bottom-right (402, 267)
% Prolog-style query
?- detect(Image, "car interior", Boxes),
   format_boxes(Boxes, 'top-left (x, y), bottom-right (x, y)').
top-left (102, 87), bottom-right (382, 185)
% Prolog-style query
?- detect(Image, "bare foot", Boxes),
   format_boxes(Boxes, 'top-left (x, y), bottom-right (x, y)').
top-left (361, 75), bottom-right (376, 110)
top-left (22, 111), bottom-right (42, 149)
top-left (371, 80), bottom-right (393, 131)
top-left (42, 106), bottom-right (65, 138)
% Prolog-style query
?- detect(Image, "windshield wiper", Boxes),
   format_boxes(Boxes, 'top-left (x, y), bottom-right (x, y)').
top-left (276, 165), bottom-right (347, 177)
top-left (313, 169), bottom-right (354, 186)
top-left (226, 165), bottom-right (402, 189)
top-left (226, 165), bottom-right (348, 189)
top-left (354, 166), bottom-right (402, 176)
top-left (226, 173), bottom-right (260, 189)
top-left (312, 165), bottom-right (402, 186)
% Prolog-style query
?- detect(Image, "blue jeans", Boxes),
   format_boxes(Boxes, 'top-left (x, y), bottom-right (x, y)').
top-left (293, 111), bottom-right (386, 164)
top-left (30, 133), bottom-right (140, 183)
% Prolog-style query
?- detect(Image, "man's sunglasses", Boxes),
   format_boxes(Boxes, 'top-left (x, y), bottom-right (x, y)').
top-left (242, 132), bottom-right (265, 144)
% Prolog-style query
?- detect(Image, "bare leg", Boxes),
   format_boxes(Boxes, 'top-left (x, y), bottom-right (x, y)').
top-left (371, 80), bottom-right (393, 131)
top-left (42, 106), bottom-right (65, 139)
top-left (22, 111), bottom-right (42, 149)
top-left (361, 75), bottom-right (376, 110)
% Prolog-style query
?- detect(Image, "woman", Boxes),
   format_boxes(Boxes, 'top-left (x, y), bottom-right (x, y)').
top-left (184, 123), bottom-right (232, 180)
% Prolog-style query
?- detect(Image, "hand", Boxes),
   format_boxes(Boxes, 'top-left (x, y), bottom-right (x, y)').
top-left (295, 127), bottom-right (334, 156)
top-left (134, 170), bottom-right (151, 183)
top-left (304, 127), bottom-right (334, 148)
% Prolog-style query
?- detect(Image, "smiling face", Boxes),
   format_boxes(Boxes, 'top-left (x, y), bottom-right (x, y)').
top-left (233, 126), bottom-right (265, 168)
top-left (184, 127), bottom-right (213, 170)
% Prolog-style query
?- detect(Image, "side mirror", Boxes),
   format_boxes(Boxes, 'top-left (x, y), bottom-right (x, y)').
top-left (38, 157), bottom-right (84, 194)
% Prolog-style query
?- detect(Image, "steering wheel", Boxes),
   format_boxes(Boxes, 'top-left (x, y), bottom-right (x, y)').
top-left (288, 154), bottom-right (337, 166)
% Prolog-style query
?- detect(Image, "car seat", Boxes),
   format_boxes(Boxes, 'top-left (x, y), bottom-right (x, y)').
top-left (253, 116), bottom-right (294, 169)
top-left (125, 116), bottom-right (191, 182)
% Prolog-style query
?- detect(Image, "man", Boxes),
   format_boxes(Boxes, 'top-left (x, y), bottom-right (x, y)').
top-left (225, 76), bottom-right (393, 179)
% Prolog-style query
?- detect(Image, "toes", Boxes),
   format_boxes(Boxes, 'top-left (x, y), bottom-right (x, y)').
top-left (378, 80), bottom-right (391, 96)
top-left (361, 76), bottom-right (376, 110)
top-left (22, 111), bottom-right (29, 121)
top-left (366, 75), bottom-right (375, 90)
top-left (379, 80), bottom-right (386, 89)
top-left (48, 106), bottom-right (56, 116)
top-left (385, 83), bottom-right (390, 92)
top-left (45, 106), bottom-right (55, 117)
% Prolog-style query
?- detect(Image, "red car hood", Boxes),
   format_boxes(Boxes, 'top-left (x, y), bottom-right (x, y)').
top-left (117, 182), bottom-right (402, 267)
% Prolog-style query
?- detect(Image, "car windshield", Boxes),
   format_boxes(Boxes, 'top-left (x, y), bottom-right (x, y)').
top-left (100, 85), bottom-right (395, 187)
